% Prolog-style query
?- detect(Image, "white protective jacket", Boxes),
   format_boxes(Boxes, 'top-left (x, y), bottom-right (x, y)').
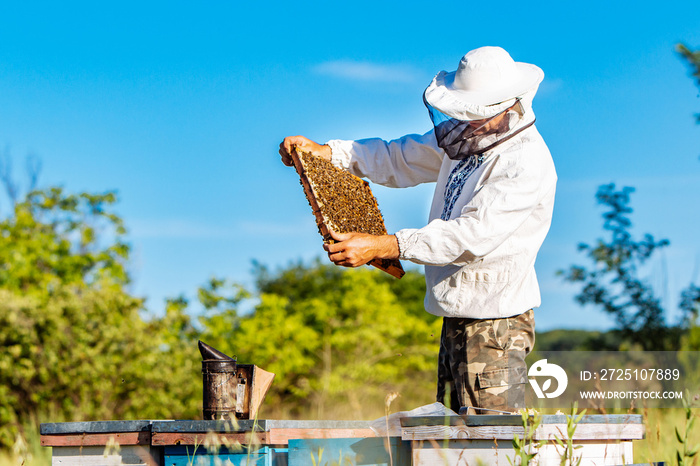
top-left (327, 119), bottom-right (556, 319)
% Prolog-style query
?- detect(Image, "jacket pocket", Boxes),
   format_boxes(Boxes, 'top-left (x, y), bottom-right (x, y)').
top-left (426, 265), bottom-right (510, 316)
top-left (427, 264), bottom-right (464, 313)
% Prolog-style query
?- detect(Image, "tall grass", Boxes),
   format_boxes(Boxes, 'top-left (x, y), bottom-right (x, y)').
top-left (0, 421), bottom-right (51, 466)
top-left (635, 407), bottom-right (700, 464)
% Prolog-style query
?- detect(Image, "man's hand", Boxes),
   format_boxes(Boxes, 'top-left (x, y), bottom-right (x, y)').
top-left (279, 136), bottom-right (332, 167)
top-left (323, 230), bottom-right (400, 268)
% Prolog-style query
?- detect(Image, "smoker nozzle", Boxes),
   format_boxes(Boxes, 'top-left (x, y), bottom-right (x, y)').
top-left (198, 340), bottom-right (235, 361)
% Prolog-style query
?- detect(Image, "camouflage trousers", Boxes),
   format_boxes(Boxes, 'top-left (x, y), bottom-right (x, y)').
top-left (436, 309), bottom-right (535, 414)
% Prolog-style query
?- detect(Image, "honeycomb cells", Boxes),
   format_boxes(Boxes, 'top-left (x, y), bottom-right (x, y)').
top-left (298, 151), bottom-right (387, 237)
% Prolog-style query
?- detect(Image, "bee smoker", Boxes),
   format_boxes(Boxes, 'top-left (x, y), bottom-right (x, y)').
top-left (199, 341), bottom-right (275, 420)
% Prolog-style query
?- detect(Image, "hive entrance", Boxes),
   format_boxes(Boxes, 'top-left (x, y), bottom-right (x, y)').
top-left (291, 148), bottom-right (404, 278)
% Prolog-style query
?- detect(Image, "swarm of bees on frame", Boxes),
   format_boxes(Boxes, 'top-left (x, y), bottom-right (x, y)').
top-left (297, 150), bottom-right (387, 239)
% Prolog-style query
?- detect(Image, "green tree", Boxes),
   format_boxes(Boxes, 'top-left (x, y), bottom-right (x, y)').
top-left (199, 260), bottom-right (440, 419)
top-left (673, 41), bottom-right (700, 348)
top-left (0, 186), bottom-right (200, 448)
top-left (558, 183), bottom-right (697, 350)
top-left (677, 43), bottom-right (700, 123)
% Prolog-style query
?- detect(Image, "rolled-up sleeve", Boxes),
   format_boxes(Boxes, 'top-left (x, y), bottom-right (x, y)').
top-left (327, 130), bottom-right (444, 188)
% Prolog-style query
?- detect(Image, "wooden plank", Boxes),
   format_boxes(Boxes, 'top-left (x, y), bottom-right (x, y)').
top-left (290, 147), bottom-right (405, 279)
top-left (268, 428), bottom-right (376, 445)
top-left (531, 440), bottom-right (633, 464)
top-left (151, 431), bottom-right (268, 446)
top-left (41, 432), bottom-right (151, 447)
top-left (153, 419), bottom-right (372, 432)
top-left (51, 445), bottom-right (160, 466)
top-left (411, 439), bottom-right (512, 466)
top-left (402, 423), bottom-right (645, 441)
top-left (623, 440), bottom-right (634, 463)
top-left (410, 439), bottom-right (634, 466)
top-left (151, 419), bottom-right (265, 433)
top-left (266, 420), bottom-right (373, 430)
top-left (400, 414), bottom-right (643, 427)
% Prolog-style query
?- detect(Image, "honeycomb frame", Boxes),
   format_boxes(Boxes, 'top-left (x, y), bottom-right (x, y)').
top-left (291, 147), bottom-right (405, 279)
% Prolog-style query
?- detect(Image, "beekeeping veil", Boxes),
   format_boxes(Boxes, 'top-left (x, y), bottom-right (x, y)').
top-left (423, 46), bottom-right (544, 160)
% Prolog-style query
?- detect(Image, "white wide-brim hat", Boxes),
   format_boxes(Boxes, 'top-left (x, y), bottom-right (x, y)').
top-left (424, 46), bottom-right (544, 120)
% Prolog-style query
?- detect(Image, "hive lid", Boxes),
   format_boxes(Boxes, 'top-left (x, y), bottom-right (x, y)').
top-left (399, 414), bottom-right (644, 427)
top-left (40, 420), bottom-right (155, 435)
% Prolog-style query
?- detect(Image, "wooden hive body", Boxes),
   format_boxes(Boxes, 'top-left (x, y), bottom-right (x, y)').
top-left (291, 148), bottom-right (405, 278)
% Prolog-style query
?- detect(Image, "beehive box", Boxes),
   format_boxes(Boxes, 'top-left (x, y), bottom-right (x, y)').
top-left (401, 414), bottom-right (644, 465)
top-left (41, 416), bottom-right (644, 466)
top-left (291, 148), bottom-right (404, 278)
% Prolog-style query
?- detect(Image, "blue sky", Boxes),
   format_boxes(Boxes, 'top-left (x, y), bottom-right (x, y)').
top-left (1, 1), bottom-right (699, 330)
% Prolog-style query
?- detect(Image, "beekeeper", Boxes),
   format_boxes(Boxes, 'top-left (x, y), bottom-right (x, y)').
top-left (279, 46), bottom-right (556, 414)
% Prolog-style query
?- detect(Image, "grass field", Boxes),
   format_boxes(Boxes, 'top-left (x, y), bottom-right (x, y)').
top-left (635, 407), bottom-right (700, 465)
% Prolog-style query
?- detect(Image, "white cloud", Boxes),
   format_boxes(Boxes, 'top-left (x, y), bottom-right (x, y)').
top-left (537, 77), bottom-right (563, 96)
top-left (313, 60), bottom-right (420, 83)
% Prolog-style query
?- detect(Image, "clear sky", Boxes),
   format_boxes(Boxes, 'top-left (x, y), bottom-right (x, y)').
top-left (1, 1), bottom-right (699, 330)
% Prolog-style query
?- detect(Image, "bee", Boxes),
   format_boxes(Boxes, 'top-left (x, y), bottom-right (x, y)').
top-left (296, 149), bottom-right (388, 237)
